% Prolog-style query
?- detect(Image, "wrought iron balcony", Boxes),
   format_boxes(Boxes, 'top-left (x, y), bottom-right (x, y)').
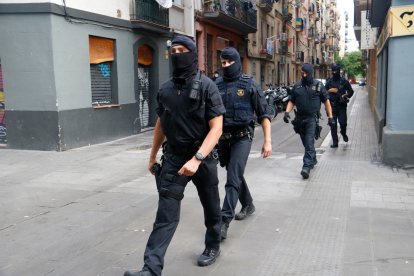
top-left (308, 27), bottom-right (315, 39)
top-left (283, 12), bottom-right (293, 22)
top-left (131, 0), bottom-right (169, 33)
top-left (279, 41), bottom-right (288, 54)
top-left (295, 51), bottom-right (304, 62)
top-left (258, 0), bottom-right (273, 13)
top-left (202, 0), bottom-right (257, 34)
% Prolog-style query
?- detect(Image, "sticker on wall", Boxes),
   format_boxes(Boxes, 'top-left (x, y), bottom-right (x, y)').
top-left (0, 63), bottom-right (6, 144)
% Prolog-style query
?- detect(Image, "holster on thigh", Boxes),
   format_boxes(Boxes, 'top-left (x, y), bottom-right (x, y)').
top-left (158, 173), bottom-right (189, 201)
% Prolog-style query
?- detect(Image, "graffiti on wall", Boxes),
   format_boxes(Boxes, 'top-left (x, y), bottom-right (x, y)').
top-left (138, 66), bottom-right (150, 128)
top-left (98, 63), bottom-right (111, 77)
top-left (0, 63), bottom-right (6, 144)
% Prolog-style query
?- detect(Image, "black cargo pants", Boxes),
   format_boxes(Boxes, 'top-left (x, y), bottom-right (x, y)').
top-left (330, 105), bottom-right (348, 144)
top-left (143, 152), bottom-right (221, 276)
top-left (220, 136), bottom-right (253, 223)
top-left (298, 116), bottom-right (318, 169)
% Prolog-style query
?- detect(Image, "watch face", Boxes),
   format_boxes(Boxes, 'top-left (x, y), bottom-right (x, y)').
top-left (195, 152), bottom-right (204, 160)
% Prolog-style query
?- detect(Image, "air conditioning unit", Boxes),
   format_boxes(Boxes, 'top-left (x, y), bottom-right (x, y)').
top-left (281, 33), bottom-right (287, 41)
top-left (280, 55), bottom-right (286, 65)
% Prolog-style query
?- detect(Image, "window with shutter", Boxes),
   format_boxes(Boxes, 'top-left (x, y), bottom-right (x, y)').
top-left (89, 36), bottom-right (117, 107)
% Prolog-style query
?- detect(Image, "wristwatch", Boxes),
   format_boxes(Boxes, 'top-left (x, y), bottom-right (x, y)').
top-left (195, 152), bottom-right (205, 161)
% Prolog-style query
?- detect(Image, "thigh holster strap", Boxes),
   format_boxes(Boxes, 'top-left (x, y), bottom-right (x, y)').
top-left (159, 188), bottom-right (184, 201)
top-left (164, 173), bottom-right (188, 186)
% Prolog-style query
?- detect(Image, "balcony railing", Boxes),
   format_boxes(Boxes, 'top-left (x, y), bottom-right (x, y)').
top-left (131, 0), bottom-right (169, 32)
top-left (280, 41), bottom-right (288, 54)
top-left (295, 51), bottom-right (304, 62)
top-left (258, 0), bottom-right (273, 13)
top-left (202, 0), bottom-right (257, 34)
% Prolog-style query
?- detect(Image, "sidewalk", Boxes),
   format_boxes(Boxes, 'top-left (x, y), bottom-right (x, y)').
top-left (0, 87), bottom-right (413, 276)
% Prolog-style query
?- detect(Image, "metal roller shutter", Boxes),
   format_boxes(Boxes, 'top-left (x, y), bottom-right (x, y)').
top-left (91, 62), bottom-right (112, 105)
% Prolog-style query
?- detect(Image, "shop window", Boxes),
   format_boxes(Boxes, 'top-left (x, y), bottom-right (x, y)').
top-left (89, 36), bottom-right (118, 107)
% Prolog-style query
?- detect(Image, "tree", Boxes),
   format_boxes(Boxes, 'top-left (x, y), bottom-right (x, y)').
top-left (335, 51), bottom-right (365, 79)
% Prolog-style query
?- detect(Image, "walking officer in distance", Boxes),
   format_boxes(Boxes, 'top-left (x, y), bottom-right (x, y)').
top-left (283, 63), bottom-right (333, 179)
top-left (124, 35), bottom-right (225, 276)
top-left (215, 47), bottom-right (273, 240)
top-left (325, 64), bottom-right (354, 148)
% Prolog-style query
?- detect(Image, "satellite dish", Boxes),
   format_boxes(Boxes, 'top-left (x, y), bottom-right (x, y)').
top-left (155, 0), bottom-right (172, 8)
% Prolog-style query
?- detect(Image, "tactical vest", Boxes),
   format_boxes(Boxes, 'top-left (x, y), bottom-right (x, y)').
top-left (158, 71), bottom-right (208, 147)
top-left (217, 75), bottom-right (254, 127)
top-left (327, 77), bottom-right (347, 105)
top-left (294, 80), bottom-right (323, 117)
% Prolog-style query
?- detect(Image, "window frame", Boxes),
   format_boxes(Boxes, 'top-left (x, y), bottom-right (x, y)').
top-left (89, 35), bottom-right (119, 108)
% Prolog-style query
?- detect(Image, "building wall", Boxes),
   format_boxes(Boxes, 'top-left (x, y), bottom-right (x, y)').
top-left (385, 36), bottom-right (414, 131)
top-left (195, 22), bottom-right (245, 77)
top-left (0, 14), bottom-right (57, 111)
top-left (3, 0), bottom-right (132, 20)
top-left (169, 0), bottom-right (194, 37)
top-left (379, 7), bottom-right (414, 165)
top-left (0, 3), bottom-right (170, 150)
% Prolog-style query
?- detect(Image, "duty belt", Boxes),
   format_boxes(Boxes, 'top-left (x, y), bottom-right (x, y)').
top-left (295, 112), bottom-right (317, 119)
top-left (164, 144), bottom-right (198, 155)
top-left (164, 142), bottom-right (218, 159)
top-left (220, 128), bottom-right (250, 141)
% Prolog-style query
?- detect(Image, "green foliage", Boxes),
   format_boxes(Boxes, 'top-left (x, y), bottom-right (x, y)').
top-left (335, 51), bottom-right (365, 78)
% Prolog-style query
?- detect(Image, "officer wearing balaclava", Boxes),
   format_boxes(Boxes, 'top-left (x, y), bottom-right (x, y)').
top-left (215, 47), bottom-right (273, 241)
top-left (124, 35), bottom-right (225, 276)
top-left (283, 63), bottom-right (333, 179)
top-left (170, 36), bottom-right (198, 84)
top-left (325, 64), bottom-right (354, 148)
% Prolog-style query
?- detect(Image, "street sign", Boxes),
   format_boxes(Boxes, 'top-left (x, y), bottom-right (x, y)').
top-left (361, 10), bottom-right (377, 50)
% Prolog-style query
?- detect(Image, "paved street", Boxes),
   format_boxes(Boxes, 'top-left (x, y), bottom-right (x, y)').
top-left (1, 86), bottom-right (414, 276)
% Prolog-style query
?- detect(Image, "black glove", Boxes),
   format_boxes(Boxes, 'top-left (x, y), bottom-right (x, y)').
top-left (339, 94), bottom-right (348, 103)
top-left (283, 112), bottom-right (290, 123)
top-left (328, 117), bottom-right (334, 127)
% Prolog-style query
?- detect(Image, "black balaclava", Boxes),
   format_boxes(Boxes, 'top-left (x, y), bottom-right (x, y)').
top-left (170, 35), bottom-right (198, 83)
top-left (331, 64), bottom-right (341, 81)
top-left (301, 63), bottom-right (314, 85)
top-left (220, 47), bottom-right (242, 81)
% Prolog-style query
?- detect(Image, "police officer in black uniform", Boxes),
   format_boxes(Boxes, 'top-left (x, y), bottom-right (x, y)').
top-left (283, 63), bottom-right (333, 179)
top-left (325, 64), bottom-right (354, 148)
top-left (124, 36), bottom-right (225, 276)
top-left (215, 47), bottom-right (273, 240)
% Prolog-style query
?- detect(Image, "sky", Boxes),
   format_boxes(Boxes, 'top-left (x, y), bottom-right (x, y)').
top-left (337, 0), bottom-right (360, 52)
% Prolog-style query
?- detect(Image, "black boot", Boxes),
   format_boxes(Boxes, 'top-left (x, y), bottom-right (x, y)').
top-left (330, 143), bottom-right (338, 148)
top-left (220, 221), bottom-right (229, 241)
top-left (197, 247), bottom-right (220, 266)
top-left (340, 129), bottom-right (349, 142)
top-left (124, 270), bottom-right (153, 276)
top-left (301, 167), bottom-right (310, 179)
top-left (235, 204), bottom-right (256, 220)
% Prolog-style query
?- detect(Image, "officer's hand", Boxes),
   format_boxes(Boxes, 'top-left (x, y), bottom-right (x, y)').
top-left (261, 141), bottom-right (272, 158)
top-left (148, 160), bottom-right (157, 175)
top-left (328, 117), bottom-right (335, 127)
top-left (283, 112), bottom-right (290, 123)
top-left (178, 158), bottom-right (201, 176)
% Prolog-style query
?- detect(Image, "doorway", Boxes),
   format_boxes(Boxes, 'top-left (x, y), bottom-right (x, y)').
top-left (137, 44), bottom-right (154, 130)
